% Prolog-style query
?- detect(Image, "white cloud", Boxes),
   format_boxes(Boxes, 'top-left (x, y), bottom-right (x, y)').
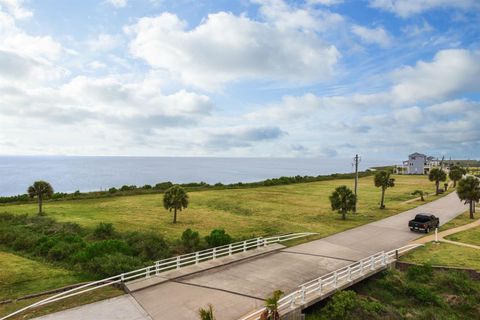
top-left (87, 33), bottom-right (122, 52)
top-left (369, 0), bottom-right (480, 18)
top-left (391, 49), bottom-right (480, 104)
top-left (351, 25), bottom-right (391, 47)
top-left (106, 0), bottom-right (127, 8)
top-left (125, 11), bottom-right (340, 90)
top-left (0, 0), bottom-right (32, 19)
top-left (307, 0), bottom-right (343, 6)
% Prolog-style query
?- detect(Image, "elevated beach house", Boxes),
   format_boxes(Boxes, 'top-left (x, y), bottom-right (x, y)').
top-left (396, 152), bottom-right (441, 175)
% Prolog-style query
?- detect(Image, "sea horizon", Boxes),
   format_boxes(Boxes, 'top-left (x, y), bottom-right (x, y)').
top-left (0, 155), bottom-right (394, 196)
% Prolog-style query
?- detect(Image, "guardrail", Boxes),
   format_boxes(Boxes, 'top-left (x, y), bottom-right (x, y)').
top-left (1, 232), bottom-right (316, 320)
top-left (239, 243), bottom-right (424, 320)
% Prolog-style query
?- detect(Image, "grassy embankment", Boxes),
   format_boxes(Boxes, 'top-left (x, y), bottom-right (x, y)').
top-left (305, 266), bottom-right (480, 320)
top-left (0, 174), bottom-right (449, 318)
top-left (0, 251), bottom-right (121, 319)
top-left (1, 175), bottom-right (444, 241)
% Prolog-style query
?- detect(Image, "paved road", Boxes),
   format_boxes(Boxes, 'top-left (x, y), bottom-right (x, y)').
top-left (35, 192), bottom-right (467, 320)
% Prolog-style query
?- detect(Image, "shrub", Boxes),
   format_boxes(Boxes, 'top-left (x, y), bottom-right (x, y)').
top-left (205, 229), bottom-right (232, 247)
top-left (405, 285), bottom-right (442, 306)
top-left (93, 223), bottom-right (115, 240)
top-left (108, 187), bottom-right (117, 194)
top-left (83, 253), bottom-right (144, 278)
top-left (181, 228), bottom-right (201, 252)
top-left (154, 182), bottom-right (173, 190)
top-left (125, 232), bottom-right (170, 261)
top-left (75, 239), bottom-right (132, 262)
top-left (48, 236), bottom-right (85, 261)
top-left (316, 290), bottom-right (383, 320)
top-left (406, 264), bottom-right (433, 282)
top-left (142, 184), bottom-right (152, 189)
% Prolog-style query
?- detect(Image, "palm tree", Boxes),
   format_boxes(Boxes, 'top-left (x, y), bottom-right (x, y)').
top-left (260, 290), bottom-right (283, 320)
top-left (457, 176), bottom-right (480, 219)
top-left (27, 181), bottom-right (54, 215)
top-left (329, 186), bottom-right (357, 220)
top-left (163, 185), bottom-right (189, 223)
top-left (449, 166), bottom-right (466, 187)
top-left (198, 304), bottom-right (215, 320)
top-left (411, 190), bottom-right (427, 201)
top-left (374, 171), bottom-right (395, 209)
top-left (429, 168), bottom-right (447, 195)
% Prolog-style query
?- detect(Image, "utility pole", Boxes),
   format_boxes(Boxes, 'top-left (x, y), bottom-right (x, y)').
top-left (353, 154), bottom-right (360, 212)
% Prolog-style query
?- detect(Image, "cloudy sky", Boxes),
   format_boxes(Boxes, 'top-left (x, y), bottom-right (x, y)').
top-left (0, 0), bottom-right (479, 159)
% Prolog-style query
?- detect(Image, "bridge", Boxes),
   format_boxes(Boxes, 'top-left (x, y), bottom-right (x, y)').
top-left (3, 192), bottom-right (467, 320)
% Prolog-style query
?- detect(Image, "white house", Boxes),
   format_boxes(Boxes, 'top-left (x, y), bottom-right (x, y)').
top-left (396, 152), bottom-right (442, 175)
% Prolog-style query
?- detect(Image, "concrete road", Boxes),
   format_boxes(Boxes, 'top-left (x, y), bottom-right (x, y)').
top-left (34, 192), bottom-right (467, 320)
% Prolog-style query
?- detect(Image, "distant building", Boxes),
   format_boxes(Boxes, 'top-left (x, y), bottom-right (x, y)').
top-left (396, 152), bottom-right (442, 175)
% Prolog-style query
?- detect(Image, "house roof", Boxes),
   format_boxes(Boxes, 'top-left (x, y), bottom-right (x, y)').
top-left (409, 152), bottom-right (426, 157)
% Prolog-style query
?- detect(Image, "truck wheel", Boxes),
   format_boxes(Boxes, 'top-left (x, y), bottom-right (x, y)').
top-left (410, 228), bottom-right (414, 232)
top-left (425, 227), bottom-right (430, 233)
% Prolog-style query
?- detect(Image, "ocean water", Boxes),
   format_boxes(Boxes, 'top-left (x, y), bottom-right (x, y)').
top-left (0, 156), bottom-right (392, 196)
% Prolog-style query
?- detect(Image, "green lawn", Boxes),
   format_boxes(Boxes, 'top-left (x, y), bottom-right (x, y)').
top-left (0, 175), bottom-right (441, 241)
top-left (446, 226), bottom-right (480, 246)
top-left (441, 210), bottom-right (479, 230)
top-left (0, 251), bottom-right (121, 319)
top-left (401, 242), bottom-right (480, 271)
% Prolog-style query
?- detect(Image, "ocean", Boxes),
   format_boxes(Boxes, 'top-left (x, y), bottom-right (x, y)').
top-left (0, 156), bottom-right (392, 196)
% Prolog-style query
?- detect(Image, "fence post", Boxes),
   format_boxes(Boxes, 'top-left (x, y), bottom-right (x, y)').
top-left (213, 247), bottom-right (217, 259)
top-left (121, 273), bottom-right (125, 282)
top-left (243, 241), bottom-right (247, 252)
top-left (360, 260), bottom-right (364, 274)
top-left (290, 295), bottom-right (296, 309)
top-left (333, 272), bottom-right (337, 287)
top-left (435, 228), bottom-right (438, 243)
top-left (318, 278), bottom-right (323, 294)
top-left (228, 244), bottom-right (232, 256)
top-left (301, 286), bottom-right (306, 303)
top-left (145, 266), bottom-right (150, 278)
top-left (263, 238), bottom-right (267, 247)
top-left (155, 261), bottom-right (159, 275)
top-left (195, 252), bottom-right (199, 264)
top-left (382, 252), bottom-right (386, 265)
top-left (370, 256), bottom-right (374, 270)
top-left (347, 266), bottom-right (352, 281)
top-left (176, 256), bottom-right (181, 269)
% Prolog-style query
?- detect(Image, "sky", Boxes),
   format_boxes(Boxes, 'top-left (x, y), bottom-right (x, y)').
top-left (0, 0), bottom-right (479, 160)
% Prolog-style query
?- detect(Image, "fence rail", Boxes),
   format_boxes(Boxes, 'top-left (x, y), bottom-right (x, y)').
top-left (239, 243), bottom-right (424, 320)
top-left (0, 232), bottom-right (316, 320)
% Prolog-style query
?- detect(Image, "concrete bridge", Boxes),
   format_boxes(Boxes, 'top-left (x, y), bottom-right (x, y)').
top-left (16, 192), bottom-right (467, 320)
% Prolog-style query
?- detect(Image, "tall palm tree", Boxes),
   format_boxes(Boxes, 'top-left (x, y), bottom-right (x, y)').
top-left (27, 181), bottom-right (54, 215)
top-left (374, 171), bottom-right (395, 209)
top-left (198, 304), bottom-right (215, 320)
top-left (163, 185), bottom-right (189, 223)
top-left (429, 168), bottom-right (447, 195)
top-left (260, 290), bottom-right (284, 320)
top-left (449, 166), bottom-right (466, 187)
top-left (457, 176), bottom-right (480, 219)
top-left (329, 185), bottom-right (357, 220)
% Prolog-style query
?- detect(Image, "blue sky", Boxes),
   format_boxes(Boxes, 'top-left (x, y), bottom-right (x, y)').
top-left (0, 0), bottom-right (479, 160)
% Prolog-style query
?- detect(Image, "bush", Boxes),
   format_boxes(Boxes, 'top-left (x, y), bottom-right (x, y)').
top-left (125, 232), bottom-right (170, 261)
top-left (83, 253), bottom-right (144, 278)
top-left (75, 239), bottom-right (132, 262)
top-left (317, 290), bottom-right (383, 320)
top-left (406, 264), bottom-right (433, 282)
top-left (108, 187), bottom-right (117, 194)
top-left (48, 236), bottom-right (85, 261)
top-left (12, 232), bottom-right (41, 251)
top-left (205, 229), bottom-right (232, 247)
top-left (142, 184), bottom-right (152, 189)
top-left (405, 285), bottom-right (442, 306)
top-left (181, 228), bottom-right (200, 252)
top-left (154, 182), bottom-right (173, 190)
top-left (93, 223), bottom-right (115, 240)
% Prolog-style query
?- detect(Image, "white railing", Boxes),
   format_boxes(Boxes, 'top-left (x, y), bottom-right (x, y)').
top-left (239, 243), bottom-right (423, 320)
top-left (1, 232), bottom-right (315, 320)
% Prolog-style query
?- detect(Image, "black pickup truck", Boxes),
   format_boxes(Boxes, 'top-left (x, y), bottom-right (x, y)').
top-left (408, 214), bottom-right (439, 233)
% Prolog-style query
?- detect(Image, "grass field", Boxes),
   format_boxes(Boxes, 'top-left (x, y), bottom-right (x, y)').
top-left (446, 226), bottom-right (480, 246)
top-left (401, 242), bottom-right (480, 271)
top-left (0, 175), bottom-right (442, 241)
top-left (441, 210), bottom-right (478, 230)
top-left (0, 251), bottom-right (121, 318)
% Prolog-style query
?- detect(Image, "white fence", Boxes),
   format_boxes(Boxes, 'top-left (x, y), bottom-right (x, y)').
top-left (1, 232), bottom-right (315, 320)
top-left (239, 243), bottom-right (423, 320)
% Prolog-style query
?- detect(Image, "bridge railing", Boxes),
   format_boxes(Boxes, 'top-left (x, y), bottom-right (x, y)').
top-left (1, 232), bottom-right (316, 320)
top-left (239, 243), bottom-right (423, 320)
